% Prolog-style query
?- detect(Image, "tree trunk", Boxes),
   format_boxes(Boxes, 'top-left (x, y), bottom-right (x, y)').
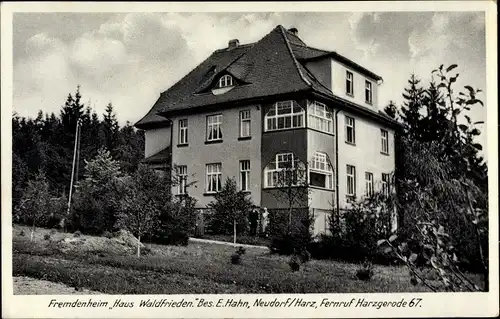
top-left (233, 219), bottom-right (237, 244)
top-left (137, 235), bottom-right (141, 257)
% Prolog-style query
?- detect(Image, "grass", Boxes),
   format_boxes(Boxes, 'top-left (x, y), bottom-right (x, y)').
top-left (198, 233), bottom-right (271, 247)
top-left (11, 225), bottom-right (464, 294)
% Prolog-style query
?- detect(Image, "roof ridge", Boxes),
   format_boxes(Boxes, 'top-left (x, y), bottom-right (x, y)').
top-left (291, 42), bottom-right (332, 54)
top-left (278, 25), bottom-right (312, 87)
top-left (213, 42), bottom-right (255, 53)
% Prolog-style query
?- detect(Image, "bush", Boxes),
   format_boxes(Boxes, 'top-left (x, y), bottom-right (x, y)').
top-left (288, 255), bottom-right (300, 272)
top-left (73, 231), bottom-right (82, 238)
top-left (355, 260), bottom-right (374, 281)
top-left (19, 230), bottom-right (25, 237)
top-left (103, 230), bottom-right (112, 239)
top-left (43, 234), bottom-right (51, 241)
top-left (268, 208), bottom-right (313, 256)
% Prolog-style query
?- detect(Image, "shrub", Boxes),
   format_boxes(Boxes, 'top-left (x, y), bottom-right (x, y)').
top-left (73, 231), bottom-right (82, 238)
top-left (288, 255), bottom-right (300, 272)
top-left (268, 208), bottom-right (313, 256)
top-left (230, 253), bottom-right (241, 265)
top-left (206, 178), bottom-right (253, 236)
top-left (43, 234), bottom-right (51, 241)
top-left (19, 230), bottom-right (25, 237)
top-left (355, 260), bottom-right (374, 281)
top-left (103, 230), bottom-right (112, 239)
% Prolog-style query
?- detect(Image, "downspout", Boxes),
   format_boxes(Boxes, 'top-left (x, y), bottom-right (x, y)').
top-left (334, 109), bottom-right (341, 225)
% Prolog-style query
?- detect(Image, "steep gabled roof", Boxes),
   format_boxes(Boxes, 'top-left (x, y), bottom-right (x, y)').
top-left (141, 146), bottom-right (171, 165)
top-left (135, 25), bottom-right (385, 128)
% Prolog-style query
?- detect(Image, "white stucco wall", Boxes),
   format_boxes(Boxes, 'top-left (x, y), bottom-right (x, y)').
top-left (144, 126), bottom-right (171, 158)
top-left (336, 109), bottom-right (395, 208)
top-left (170, 105), bottom-right (262, 208)
top-left (331, 59), bottom-right (379, 112)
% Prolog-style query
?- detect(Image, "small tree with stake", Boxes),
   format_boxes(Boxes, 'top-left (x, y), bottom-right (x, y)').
top-left (116, 165), bottom-right (163, 257)
top-left (17, 171), bottom-right (51, 242)
top-left (268, 154), bottom-right (312, 255)
top-left (207, 177), bottom-right (253, 244)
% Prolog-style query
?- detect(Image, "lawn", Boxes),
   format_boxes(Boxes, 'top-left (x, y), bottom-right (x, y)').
top-left (11, 225), bottom-right (448, 294)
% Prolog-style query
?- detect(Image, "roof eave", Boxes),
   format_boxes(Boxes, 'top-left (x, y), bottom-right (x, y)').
top-left (310, 91), bottom-right (402, 129)
top-left (157, 89), bottom-right (314, 118)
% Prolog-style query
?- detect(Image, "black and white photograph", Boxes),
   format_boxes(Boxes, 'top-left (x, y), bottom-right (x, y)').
top-left (1, 1), bottom-right (498, 318)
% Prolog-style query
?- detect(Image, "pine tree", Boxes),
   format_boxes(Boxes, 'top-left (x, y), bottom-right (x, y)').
top-left (102, 102), bottom-right (119, 156)
top-left (400, 74), bottom-right (425, 139)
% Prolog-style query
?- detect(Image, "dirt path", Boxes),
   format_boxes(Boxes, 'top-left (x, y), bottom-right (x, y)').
top-left (13, 276), bottom-right (104, 295)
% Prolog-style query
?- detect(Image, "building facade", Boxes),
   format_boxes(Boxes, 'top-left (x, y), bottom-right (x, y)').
top-left (135, 26), bottom-right (399, 235)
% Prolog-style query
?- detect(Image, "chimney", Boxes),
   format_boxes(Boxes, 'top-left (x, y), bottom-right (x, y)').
top-left (288, 27), bottom-right (298, 36)
top-left (228, 39), bottom-right (240, 50)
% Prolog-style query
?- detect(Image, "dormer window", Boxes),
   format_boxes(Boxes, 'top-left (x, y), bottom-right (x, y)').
top-left (218, 75), bottom-right (233, 88)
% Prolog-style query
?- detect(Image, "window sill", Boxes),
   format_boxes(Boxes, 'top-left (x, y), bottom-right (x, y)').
top-left (345, 141), bottom-right (356, 146)
top-left (203, 192), bottom-right (218, 196)
top-left (240, 190), bottom-right (251, 194)
top-left (263, 127), bottom-right (306, 134)
top-left (175, 193), bottom-right (189, 197)
top-left (263, 186), bottom-right (307, 190)
top-left (238, 136), bottom-right (252, 141)
top-left (177, 144), bottom-right (189, 148)
top-left (205, 140), bottom-right (223, 145)
top-left (309, 185), bottom-right (334, 192)
top-left (380, 151), bottom-right (390, 156)
top-left (366, 101), bottom-right (373, 105)
top-left (307, 127), bottom-right (334, 136)
top-left (346, 93), bottom-right (354, 98)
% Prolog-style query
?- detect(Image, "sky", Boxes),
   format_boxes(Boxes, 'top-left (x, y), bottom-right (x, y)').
top-left (12, 11), bottom-right (487, 152)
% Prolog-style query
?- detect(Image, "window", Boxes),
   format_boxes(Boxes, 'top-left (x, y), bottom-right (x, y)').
top-left (264, 152), bottom-right (305, 187)
top-left (239, 160), bottom-right (250, 191)
top-left (206, 114), bottom-right (223, 141)
top-left (308, 101), bottom-right (333, 133)
top-left (346, 71), bottom-right (354, 96)
top-left (309, 152), bottom-right (333, 189)
top-left (206, 163), bottom-right (222, 193)
top-left (178, 119), bottom-right (188, 145)
top-left (218, 75), bottom-right (233, 88)
top-left (365, 172), bottom-right (374, 197)
top-left (239, 110), bottom-right (251, 138)
top-left (345, 116), bottom-right (356, 144)
top-left (346, 165), bottom-right (356, 199)
top-left (265, 100), bottom-right (304, 131)
top-left (382, 173), bottom-right (390, 197)
top-left (178, 166), bottom-right (187, 195)
top-left (365, 80), bottom-right (372, 104)
top-left (381, 129), bottom-right (389, 154)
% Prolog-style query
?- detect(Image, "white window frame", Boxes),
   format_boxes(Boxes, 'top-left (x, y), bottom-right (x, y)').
top-left (365, 80), bottom-right (373, 104)
top-left (308, 101), bottom-right (333, 133)
top-left (381, 129), bottom-right (389, 154)
top-left (382, 173), bottom-right (390, 197)
top-left (206, 114), bottom-right (223, 141)
top-left (345, 116), bottom-right (356, 144)
top-left (178, 119), bottom-right (188, 145)
top-left (178, 165), bottom-right (187, 195)
top-left (239, 110), bottom-right (251, 138)
top-left (264, 152), bottom-right (304, 188)
top-left (346, 165), bottom-right (356, 198)
top-left (239, 160), bottom-right (250, 191)
top-left (365, 172), bottom-right (374, 197)
top-left (346, 71), bottom-right (354, 96)
top-left (309, 152), bottom-right (334, 189)
top-left (218, 75), bottom-right (233, 88)
top-left (265, 100), bottom-right (304, 132)
top-left (206, 163), bottom-right (222, 193)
